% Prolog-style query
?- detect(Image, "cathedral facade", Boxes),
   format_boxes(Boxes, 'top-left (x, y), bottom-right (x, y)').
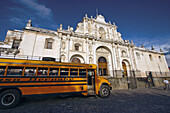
top-left (0, 14), bottom-right (169, 89)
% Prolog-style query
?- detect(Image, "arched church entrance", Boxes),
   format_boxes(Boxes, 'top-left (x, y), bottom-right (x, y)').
top-left (122, 60), bottom-right (130, 77)
top-left (96, 46), bottom-right (113, 77)
top-left (122, 60), bottom-right (137, 89)
top-left (122, 62), bottom-right (127, 77)
top-left (98, 57), bottom-right (107, 76)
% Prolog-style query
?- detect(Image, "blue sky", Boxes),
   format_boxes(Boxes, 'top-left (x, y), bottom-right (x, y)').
top-left (0, 0), bottom-right (170, 66)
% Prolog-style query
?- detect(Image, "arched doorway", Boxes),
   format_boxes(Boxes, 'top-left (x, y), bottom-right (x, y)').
top-left (98, 57), bottom-right (107, 76)
top-left (122, 62), bottom-right (127, 77)
top-left (122, 60), bottom-right (131, 77)
top-left (122, 60), bottom-right (137, 89)
top-left (71, 58), bottom-right (81, 63)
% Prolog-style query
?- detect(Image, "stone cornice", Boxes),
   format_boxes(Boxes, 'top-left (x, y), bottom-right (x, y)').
top-left (134, 47), bottom-right (164, 55)
top-left (24, 27), bottom-right (58, 36)
top-left (70, 50), bottom-right (86, 54)
top-left (57, 29), bottom-right (72, 35)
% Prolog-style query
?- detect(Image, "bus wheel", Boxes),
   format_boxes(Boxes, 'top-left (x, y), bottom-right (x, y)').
top-left (0, 89), bottom-right (21, 109)
top-left (99, 85), bottom-right (110, 98)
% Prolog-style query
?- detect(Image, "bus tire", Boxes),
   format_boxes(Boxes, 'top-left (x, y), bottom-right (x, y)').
top-left (99, 85), bottom-right (110, 98)
top-left (0, 89), bottom-right (21, 109)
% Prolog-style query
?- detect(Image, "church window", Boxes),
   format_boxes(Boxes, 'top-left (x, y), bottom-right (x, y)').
top-left (136, 52), bottom-right (140, 59)
top-left (149, 54), bottom-right (153, 61)
top-left (122, 50), bottom-right (126, 57)
top-left (74, 43), bottom-right (81, 51)
top-left (98, 57), bottom-right (107, 63)
top-left (45, 38), bottom-right (54, 49)
top-left (71, 58), bottom-right (81, 63)
top-left (12, 39), bottom-right (20, 49)
top-left (75, 45), bottom-right (79, 51)
top-left (158, 56), bottom-right (162, 62)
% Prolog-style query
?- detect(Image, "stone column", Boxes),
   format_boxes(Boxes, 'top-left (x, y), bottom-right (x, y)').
top-left (59, 33), bottom-right (62, 62)
top-left (117, 44), bottom-right (121, 70)
top-left (66, 34), bottom-right (70, 62)
top-left (112, 44), bottom-right (116, 77)
top-left (92, 39), bottom-right (96, 64)
top-left (86, 38), bottom-right (89, 64)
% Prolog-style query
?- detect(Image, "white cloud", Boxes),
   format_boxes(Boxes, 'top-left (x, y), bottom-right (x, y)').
top-left (17, 0), bottom-right (53, 19)
top-left (9, 17), bottom-right (25, 25)
top-left (7, 0), bottom-right (58, 30)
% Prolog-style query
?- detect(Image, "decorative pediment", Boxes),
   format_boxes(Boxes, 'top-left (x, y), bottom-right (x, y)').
top-left (95, 15), bottom-right (106, 23)
top-left (75, 14), bottom-right (124, 42)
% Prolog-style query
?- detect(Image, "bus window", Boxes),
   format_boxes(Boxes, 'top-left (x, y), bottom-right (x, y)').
top-left (70, 69), bottom-right (78, 77)
top-left (49, 68), bottom-right (59, 76)
top-left (24, 67), bottom-right (36, 76)
top-left (79, 69), bottom-right (86, 77)
top-left (60, 68), bottom-right (69, 77)
top-left (6, 66), bottom-right (24, 76)
top-left (37, 67), bottom-right (48, 76)
top-left (0, 66), bottom-right (6, 76)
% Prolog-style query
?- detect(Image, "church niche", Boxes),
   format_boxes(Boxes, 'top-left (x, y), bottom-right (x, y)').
top-left (99, 27), bottom-right (106, 39)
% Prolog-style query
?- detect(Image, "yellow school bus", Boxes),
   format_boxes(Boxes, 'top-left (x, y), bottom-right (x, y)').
top-left (0, 58), bottom-right (111, 108)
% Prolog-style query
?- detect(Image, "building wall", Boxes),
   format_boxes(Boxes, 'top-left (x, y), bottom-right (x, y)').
top-left (0, 14), bottom-right (169, 80)
top-left (134, 49), bottom-right (169, 77)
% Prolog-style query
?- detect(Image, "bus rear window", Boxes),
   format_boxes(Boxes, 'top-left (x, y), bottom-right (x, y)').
top-left (37, 67), bottom-right (48, 76)
top-left (79, 69), bottom-right (86, 77)
top-left (0, 66), bottom-right (6, 76)
top-left (24, 67), bottom-right (36, 76)
top-left (60, 68), bottom-right (69, 77)
top-left (70, 69), bottom-right (78, 77)
top-left (6, 66), bottom-right (24, 76)
top-left (49, 68), bottom-right (59, 76)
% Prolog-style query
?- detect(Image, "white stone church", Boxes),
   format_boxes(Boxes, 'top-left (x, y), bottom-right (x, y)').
top-left (0, 14), bottom-right (169, 89)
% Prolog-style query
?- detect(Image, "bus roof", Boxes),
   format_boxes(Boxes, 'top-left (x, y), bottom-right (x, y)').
top-left (0, 58), bottom-right (97, 68)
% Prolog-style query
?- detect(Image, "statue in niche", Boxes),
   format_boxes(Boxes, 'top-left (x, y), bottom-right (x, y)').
top-left (108, 35), bottom-right (110, 39)
top-left (95, 25), bottom-right (97, 30)
top-left (94, 32), bottom-right (97, 37)
top-left (61, 55), bottom-right (65, 62)
top-left (99, 27), bottom-right (106, 39)
top-left (113, 34), bottom-right (115, 38)
top-left (62, 42), bottom-right (65, 49)
top-left (89, 57), bottom-right (93, 64)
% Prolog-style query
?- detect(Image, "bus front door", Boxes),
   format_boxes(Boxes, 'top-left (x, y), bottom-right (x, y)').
top-left (87, 69), bottom-right (95, 95)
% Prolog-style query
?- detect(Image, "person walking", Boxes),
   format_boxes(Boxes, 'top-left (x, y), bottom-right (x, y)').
top-left (163, 78), bottom-right (169, 90)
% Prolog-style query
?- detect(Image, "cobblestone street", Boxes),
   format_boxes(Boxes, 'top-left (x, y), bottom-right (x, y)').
top-left (0, 87), bottom-right (170, 113)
